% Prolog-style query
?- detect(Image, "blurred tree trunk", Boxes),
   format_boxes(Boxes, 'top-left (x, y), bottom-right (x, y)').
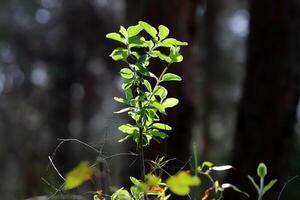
top-left (201, 0), bottom-right (221, 160)
top-left (141, 0), bottom-right (198, 170)
top-left (226, 0), bottom-right (300, 199)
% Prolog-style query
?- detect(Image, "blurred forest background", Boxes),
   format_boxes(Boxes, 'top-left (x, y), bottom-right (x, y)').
top-left (0, 0), bottom-right (300, 199)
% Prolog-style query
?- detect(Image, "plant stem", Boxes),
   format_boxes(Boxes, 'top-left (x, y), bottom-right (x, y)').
top-left (145, 63), bottom-right (172, 107)
top-left (138, 125), bottom-right (145, 181)
top-left (258, 176), bottom-right (264, 200)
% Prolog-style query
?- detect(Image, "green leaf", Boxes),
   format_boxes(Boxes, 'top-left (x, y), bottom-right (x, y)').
top-left (106, 33), bottom-right (126, 44)
top-left (170, 46), bottom-right (183, 62)
top-left (263, 179), bottom-right (277, 195)
top-left (94, 194), bottom-right (101, 200)
top-left (148, 130), bottom-right (168, 139)
top-left (120, 68), bottom-right (134, 79)
top-left (154, 86), bottom-right (168, 101)
top-left (247, 175), bottom-right (260, 194)
top-left (119, 26), bottom-right (128, 38)
top-left (130, 177), bottom-right (142, 186)
top-left (146, 174), bottom-right (161, 186)
top-left (139, 21), bottom-right (158, 40)
top-left (202, 161), bottom-right (214, 169)
top-left (163, 98), bottom-right (179, 108)
top-left (158, 25), bottom-right (169, 40)
top-left (152, 51), bottom-right (172, 63)
top-left (127, 24), bottom-right (143, 37)
top-left (118, 124), bottom-right (139, 134)
top-left (162, 73), bottom-right (182, 82)
top-left (112, 188), bottom-right (132, 200)
top-left (143, 79), bottom-right (152, 92)
top-left (64, 161), bottom-right (95, 190)
top-left (257, 162), bottom-right (267, 177)
top-left (161, 38), bottom-right (188, 47)
top-left (125, 88), bottom-right (133, 100)
top-left (114, 97), bottom-right (128, 104)
top-left (166, 171), bottom-right (200, 196)
top-left (110, 48), bottom-right (128, 61)
top-left (151, 123), bottom-right (172, 130)
top-left (122, 79), bottom-right (133, 90)
top-left (152, 101), bottom-right (165, 114)
top-left (128, 36), bottom-right (145, 47)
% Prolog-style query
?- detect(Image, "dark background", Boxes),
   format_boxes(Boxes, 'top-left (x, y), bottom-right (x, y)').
top-left (0, 0), bottom-right (300, 199)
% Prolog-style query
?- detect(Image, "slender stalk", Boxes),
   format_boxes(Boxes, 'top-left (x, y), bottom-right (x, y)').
top-left (145, 63), bottom-right (172, 107)
top-left (258, 176), bottom-right (264, 200)
top-left (138, 113), bottom-right (146, 180)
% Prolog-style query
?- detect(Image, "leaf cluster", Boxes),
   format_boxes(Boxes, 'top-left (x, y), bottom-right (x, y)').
top-left (107, 21), bottom-right (187, 146)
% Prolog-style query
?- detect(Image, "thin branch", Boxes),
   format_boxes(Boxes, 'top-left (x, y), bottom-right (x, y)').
top-left (48, 156), bottom-right (66, 181)
top-left (278, 175), bottom-right (299, 200)
top-left (57, 138), bottom-right (100, 153)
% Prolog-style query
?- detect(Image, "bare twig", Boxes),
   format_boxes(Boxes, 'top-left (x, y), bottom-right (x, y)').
top-left (48, 156), bottom-right (66, 181)
top-left (278, 175), bottom-right (299, 200)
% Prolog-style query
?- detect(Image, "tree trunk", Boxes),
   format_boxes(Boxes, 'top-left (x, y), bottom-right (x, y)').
top-left (226, 0), bottom-right (300, 199)
top-left (142, 0), bottom-right (198, 171)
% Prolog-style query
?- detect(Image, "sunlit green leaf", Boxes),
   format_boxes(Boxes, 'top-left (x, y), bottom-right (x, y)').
top-left (139, 21), bottom-right (158, 40)
top-left (263, 179), bottom-right (277, 195)
top-left (166, 171), bottom-right (200, 196)
top-left (122, 79), bottom-right (133, 90)
top-left (143, 79), bottom-right (152, 92)
top-left (170, 46), bottom-right (183, 62)
top-left (146, 174), bottom-right (161, 186)
top-left (94, 194), bottom-right (101, 200)
top-left (112, 188), bottom-right (132, 200)
top-left (118, 124), bottom-right (139, 134)
top-left (158, 25), bottom-right (169, 40)
top-left (64, 161), bottom-right (95, 190)
top-left (152, 101), bottom-right (165, 113)
top-left (114, 97), bottom-right (128, 104)
top-left (128, 36), bottom-right (145, 47)
top-left (162, 98), bottom-right (179, 108)
top-left (162, 73), bottom-right (182, 82)
top-left (148, 129), bottom-right (168, 139)
top-left (119, 26), bottom-right (128, 38)
top-left (151, 123), bottom-right (172, 130)
top-left (110, 48), bottom-right (128, 61)
top-left (152, 51), bottom-right (172, 63)
top-left (106, 33), bottom-right (126, 44)
top-left (120, 68), bottom-right (134, 79)
top-left (161, 38), bottom-right (188, 47)
top-left (125, 88), bottom-right (133, 100)
top-left (127, 24), bottom-right (143, 37)
top-left (154, 86), bottom-right (168, 101)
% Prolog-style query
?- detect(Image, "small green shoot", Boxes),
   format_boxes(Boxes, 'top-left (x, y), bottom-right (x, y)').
top-left (248, 162), bottom-right (277, 200)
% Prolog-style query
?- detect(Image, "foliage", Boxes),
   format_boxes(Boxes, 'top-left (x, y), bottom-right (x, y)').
top-left (59, 21), bottom-right (278, 200)
top-left (64, 161), bottom-right (95, 190)
top-left (107, 21), bottom-right (187, 146)
top-left (248, 162), bottom-right (277, 200)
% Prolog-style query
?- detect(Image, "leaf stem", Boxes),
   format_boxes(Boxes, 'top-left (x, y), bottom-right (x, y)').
top-left (258, 176), bottom-right (264, 200)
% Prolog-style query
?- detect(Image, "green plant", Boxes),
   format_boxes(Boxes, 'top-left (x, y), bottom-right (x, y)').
top-left (248, 162), bottom-right (277, 200)
top-left (107, 21), bottom-right (187, 180)
top-left (57, 21), bottom-right (274, 200)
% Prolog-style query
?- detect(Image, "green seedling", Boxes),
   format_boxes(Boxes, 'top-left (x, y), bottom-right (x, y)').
top-left (248, 162), bottom-right (277, 200)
